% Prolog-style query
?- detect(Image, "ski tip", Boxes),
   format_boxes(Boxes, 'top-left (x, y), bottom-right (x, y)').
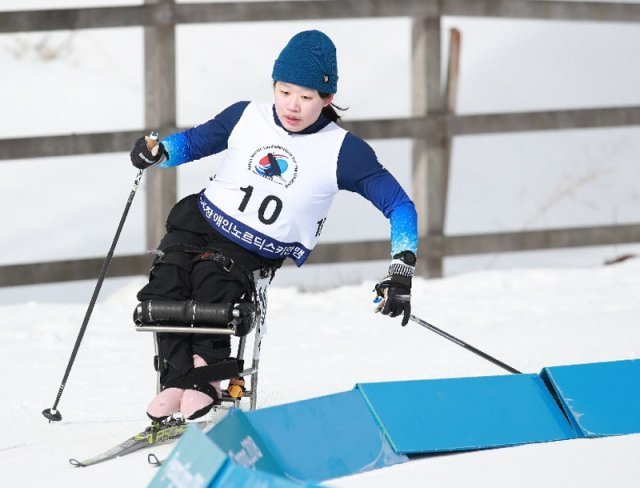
top-left (69, 458), bottom-right (86, 467)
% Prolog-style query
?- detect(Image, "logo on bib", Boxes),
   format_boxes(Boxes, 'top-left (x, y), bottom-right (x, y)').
top-left (249, 145), bottom-right (298, 187)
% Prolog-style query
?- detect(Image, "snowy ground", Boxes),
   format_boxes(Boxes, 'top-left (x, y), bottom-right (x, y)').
top-left (1, 258), bottom-right (638, 487)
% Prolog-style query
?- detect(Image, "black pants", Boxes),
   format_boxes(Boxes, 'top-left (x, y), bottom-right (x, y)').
top-left (137, 194), bottom-right (281, 386)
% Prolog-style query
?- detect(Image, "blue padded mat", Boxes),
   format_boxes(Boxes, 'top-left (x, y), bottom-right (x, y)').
top-left (542, 358), bottom-right (640, 437)
top-left (357, 374), bottom-right (576, 453)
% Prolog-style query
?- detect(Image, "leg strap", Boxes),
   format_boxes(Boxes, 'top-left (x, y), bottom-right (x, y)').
top-left (164, 358), bottom-right (244, 400)
top-left (195, 249), bottom-right (255, 298)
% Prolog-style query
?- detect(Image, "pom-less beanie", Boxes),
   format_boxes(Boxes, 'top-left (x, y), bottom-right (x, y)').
top-left (272, 30), bottom-right (338, 94)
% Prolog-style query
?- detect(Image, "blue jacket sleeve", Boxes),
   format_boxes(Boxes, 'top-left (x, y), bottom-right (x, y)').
top-left (337, 133), bottom-right (419, 257)
top-left (157, 101), bottom-right (250, 168)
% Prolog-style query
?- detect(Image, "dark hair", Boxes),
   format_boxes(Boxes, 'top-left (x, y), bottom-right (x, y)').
top-left (319, 91), bottom-right (348, 124)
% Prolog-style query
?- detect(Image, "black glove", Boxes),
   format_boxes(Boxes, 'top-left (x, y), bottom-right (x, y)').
top-left (375, 275), bottom-right (411, 326)
top-left (130, 135), bottom-right (166, 169)
top-left (374, 251), bottom-right (416, 326)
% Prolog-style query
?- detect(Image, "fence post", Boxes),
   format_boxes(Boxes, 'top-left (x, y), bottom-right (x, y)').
top-left (144, 0), bottom-right (177, 250)
top-left (411, 17), bottom-right (429, 277)
top-left (412, 15), bottom-right (448, 278)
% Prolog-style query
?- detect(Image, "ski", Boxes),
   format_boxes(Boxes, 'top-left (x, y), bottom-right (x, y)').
top-left (69, 418), bottom-right (209, 467)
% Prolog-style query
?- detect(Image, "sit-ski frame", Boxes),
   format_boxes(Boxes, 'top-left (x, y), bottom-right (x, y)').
top-left (134, 270), bottom-right (270, 411)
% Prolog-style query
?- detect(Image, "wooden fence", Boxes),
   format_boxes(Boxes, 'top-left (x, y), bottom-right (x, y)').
top-left (2, 0), bottom-right (640, 286)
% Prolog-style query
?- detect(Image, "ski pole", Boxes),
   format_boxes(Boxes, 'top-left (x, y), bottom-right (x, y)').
top-left (409, 314), bottom-right (522, 375)
top-left (42, 132), bottom-right (157, 422)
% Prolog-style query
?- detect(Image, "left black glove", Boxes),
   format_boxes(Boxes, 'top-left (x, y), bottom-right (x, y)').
top-left (374, 251), bottom-right (416, 326)
top-left (130, 135), bottom-right (166, 169)
top-left (375, 274), bottom-right (412, 326)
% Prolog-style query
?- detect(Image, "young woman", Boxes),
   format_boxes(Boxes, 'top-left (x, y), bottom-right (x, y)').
top-left (130, 30), bottom-right (419, 422)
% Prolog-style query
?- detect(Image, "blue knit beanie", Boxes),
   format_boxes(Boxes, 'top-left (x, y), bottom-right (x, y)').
top-left (272, 30), bottom-right (338, 94)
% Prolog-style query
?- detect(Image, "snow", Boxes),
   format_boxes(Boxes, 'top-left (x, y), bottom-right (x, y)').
top-left (1, 261), bottom-right (639, 486)
top-left (2, 2), bottom-right (640, 486)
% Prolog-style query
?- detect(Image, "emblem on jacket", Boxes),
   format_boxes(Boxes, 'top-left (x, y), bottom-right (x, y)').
top-left (248, 145), bottom-right (298, 188)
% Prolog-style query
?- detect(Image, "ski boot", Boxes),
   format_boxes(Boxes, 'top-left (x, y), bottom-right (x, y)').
top-left (180, 354), bottom-right (222, 420)
top-left (146, 387), bottom-right (185, 422)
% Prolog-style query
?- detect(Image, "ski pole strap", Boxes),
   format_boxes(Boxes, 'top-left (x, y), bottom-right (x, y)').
top-left (409, 314), bottom-right (522, 375)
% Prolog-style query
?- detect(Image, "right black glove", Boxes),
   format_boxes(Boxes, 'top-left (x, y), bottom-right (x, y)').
top-left (130, 135), bottom-right (166, 169)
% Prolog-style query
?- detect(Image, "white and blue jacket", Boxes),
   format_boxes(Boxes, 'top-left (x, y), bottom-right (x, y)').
top-left (159, 101), bottom-right (418, 266)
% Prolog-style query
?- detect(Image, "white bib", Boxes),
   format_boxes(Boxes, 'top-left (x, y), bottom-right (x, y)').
top-left (200, 102), bottom-right (347, 265)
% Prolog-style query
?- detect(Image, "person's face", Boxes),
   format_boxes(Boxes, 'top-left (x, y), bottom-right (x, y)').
top-left (273, 81), bottom-right (334, 132)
